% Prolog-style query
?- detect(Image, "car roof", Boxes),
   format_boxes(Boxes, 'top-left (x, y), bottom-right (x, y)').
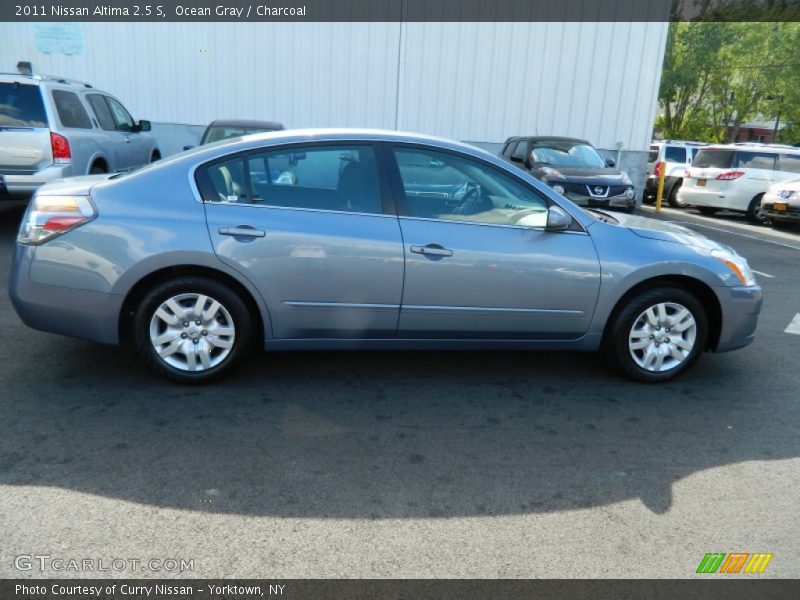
top-left (0, 73), bottom-right (94, 89)
top-left (507, 136), bottom-right (592, 145)
top-left (699, 143), bottom-right (800, 153)
top-left (206, 119), bottom-right (285, 130)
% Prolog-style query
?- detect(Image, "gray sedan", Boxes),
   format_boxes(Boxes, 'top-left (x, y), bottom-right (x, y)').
top-left (9, 129), bottom-right (762, 383)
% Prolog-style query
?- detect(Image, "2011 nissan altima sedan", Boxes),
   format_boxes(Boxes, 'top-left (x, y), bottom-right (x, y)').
top-left (9, 129), bottom-right (762, 384)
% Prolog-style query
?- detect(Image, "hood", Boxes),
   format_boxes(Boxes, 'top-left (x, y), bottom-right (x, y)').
top-left (596, 210), bottom-right (732, 253)
top-left (532, 165), bottom-right (629, 185)
top-left (36, 173), bottom-right (116, 197)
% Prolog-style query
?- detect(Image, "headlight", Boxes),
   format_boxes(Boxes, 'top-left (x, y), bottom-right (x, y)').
top-left (552, 184), bottom-right (566, 195)
top-left (18, 195), bottom-right (96, 245)
top-left (624, 187), bottom-right (635, 199)
top-left (711, 249), bottom-right (756, 287)
top-left (541, 167), bottom-right (565, 179)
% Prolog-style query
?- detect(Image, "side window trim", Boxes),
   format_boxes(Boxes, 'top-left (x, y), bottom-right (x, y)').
top-left (384, 141), bottom-right (553, 224)
top-left (195, 141), bottom-right (398, 217)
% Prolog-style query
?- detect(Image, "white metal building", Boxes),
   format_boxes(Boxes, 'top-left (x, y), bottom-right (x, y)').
top-left (0, 21), bottom-right (669, 187)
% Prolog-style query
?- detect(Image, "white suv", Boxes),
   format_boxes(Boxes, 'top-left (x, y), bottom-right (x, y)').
top-left (644, 140), bottom-right (706, 207)
top-left (677, 143), bottom-right (800, 222)
top-left (0, 72), bottom-right (159, 200)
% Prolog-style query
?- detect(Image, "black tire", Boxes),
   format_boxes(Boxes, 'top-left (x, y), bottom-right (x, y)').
top-left (746, 194), bottom-right (768, 224)
top-left (90, 164), bottom-right (106, 174)
top-left (133, 276), bottom-right (254, 384)
top-left (667, 180), bottom-right (686, 208)
top-left (151, 151), bottom-right (161, 163)
top-left (604, 286), bottom-right (708, 383)
top-left (697, 207), bottom-right (718, 216)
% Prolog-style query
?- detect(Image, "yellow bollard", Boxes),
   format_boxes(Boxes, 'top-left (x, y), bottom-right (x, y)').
top-left (655, 161), bottom-right (666, 213)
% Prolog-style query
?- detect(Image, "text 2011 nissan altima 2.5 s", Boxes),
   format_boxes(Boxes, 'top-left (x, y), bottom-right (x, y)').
top-left (10, 129), bottom-right (762, 384)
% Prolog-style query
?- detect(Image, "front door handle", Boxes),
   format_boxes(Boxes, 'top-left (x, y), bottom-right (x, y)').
top-left (410, 244), bottom-right (453, 257)
top-left (219, 226), bottom-right (266, 238)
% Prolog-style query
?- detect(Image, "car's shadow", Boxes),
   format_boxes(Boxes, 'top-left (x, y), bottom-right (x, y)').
top-left (0, 202), bottom-right (797, 520)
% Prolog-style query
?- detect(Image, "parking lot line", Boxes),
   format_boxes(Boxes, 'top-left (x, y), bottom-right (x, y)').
top-left (751, 270), bottom-right (775, 279)
top-left (664, 220), bottom-right (800, 252)
top-left (785, 314), bottom-right (800, 335)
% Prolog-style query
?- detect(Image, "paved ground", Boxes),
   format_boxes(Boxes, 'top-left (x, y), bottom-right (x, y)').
top-left (1, 201), bottom-right (798, 578)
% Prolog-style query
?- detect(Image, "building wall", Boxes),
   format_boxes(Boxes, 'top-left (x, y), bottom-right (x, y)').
top-left (0, 21), bottom-right (669, 196)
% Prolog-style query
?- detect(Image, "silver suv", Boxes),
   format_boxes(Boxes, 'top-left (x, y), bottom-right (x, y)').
top-left (0, 73), bottom-right (159, 199)
top-left (644, 140), bottom-right (706, 207)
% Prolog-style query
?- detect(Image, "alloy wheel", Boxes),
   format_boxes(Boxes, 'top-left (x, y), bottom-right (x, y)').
top-left (628, 302), bottom-right (697, 373)
top-left (148, 293), bottom-right (235, 372)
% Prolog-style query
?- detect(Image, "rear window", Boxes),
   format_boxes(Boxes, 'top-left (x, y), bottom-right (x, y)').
top-left (664, 146), bottom-right (687, 163)
top-left (0, 82), bottom-right (48, 127)
top-left (736, 151), bottom-right (776, 170)
top-left (52, 90), bottom-right (92, 129)
top-left (648, 146), bottom-right (659, 162)
top-left (693, 149), bottom-right (735, 169)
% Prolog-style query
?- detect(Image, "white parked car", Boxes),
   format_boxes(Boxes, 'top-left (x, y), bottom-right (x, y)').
top-left (644, 140), bottom-right (706, 207)
top-left (762, 178), bottom-right (800, 226)
top-left (677, 143), bottom-right (800, 222)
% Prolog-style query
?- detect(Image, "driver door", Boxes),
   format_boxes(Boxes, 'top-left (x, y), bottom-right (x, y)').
top-left (389, 145), bottom-right (601, 339)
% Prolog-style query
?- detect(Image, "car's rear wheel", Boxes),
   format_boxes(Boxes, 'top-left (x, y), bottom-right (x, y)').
top-left (605, 287), bottom-right (708, 383)
top-left (90, 163), bottom-right (106, 175)
top-left (746, 194), bottom-right (768, 224)
top-left (697, 207), bottom-right (718, 216)
top-left (667, 180), bottom-right (686, 208)
top-left (133, 276), bottom-right (253, 383)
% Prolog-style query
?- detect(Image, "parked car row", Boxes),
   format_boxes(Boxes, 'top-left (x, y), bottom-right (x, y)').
top-left (644, 139), bottom-right (800, 228)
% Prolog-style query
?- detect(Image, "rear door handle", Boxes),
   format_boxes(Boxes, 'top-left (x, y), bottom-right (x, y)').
top-left (410, 244), bottom-right (453, 257)
top-left (219, 226), bottom-right (266, 238)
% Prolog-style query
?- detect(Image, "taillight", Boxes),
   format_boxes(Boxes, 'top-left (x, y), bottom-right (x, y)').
top-left (716, 171), bottom-right (744, 180)
top-left (654, 162), bottom-right (663, 177)
top-left (18, 195), bottom-right (96, 245)
top-left (50, 131), bottom-right (71, 163)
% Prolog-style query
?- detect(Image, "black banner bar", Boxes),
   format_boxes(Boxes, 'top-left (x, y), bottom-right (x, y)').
top-left (5, 579), bottom-right (800, 600)
top-left (2, 0), bottom-right (800, 22)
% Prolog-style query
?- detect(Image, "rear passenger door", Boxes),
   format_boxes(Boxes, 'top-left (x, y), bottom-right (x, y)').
top-left (86, 93), bottom-right (131, 172)
top-left (200, 143), bottom-right (405, 340)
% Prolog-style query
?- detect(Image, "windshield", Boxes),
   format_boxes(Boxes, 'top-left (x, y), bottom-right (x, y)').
top-left (0, 82), bottom-right (47, 127)
top-left (693, 149), bottom-right (735, 169)
top-left (530, 141), bottom-right (606, 168)
top-left (202, 126), bottom-right (278, 144)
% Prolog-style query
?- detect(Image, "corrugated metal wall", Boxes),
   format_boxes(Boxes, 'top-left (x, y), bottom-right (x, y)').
top-left (0, 21), bottom-right (668, 151)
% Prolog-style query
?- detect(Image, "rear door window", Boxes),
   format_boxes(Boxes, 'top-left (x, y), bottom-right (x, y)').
top-left (0, 82), bottom-right (48, 127)
top-left (87, 94), bottom-right (116, 131)
top-left (778, 153), bottom-right (800, 174)
top-left (52, 90), bottom-right (92, 129)
top-left (197, 145), bottom-right (383, 215)
top-left (511, 140), bottom-right (528, 161)
top-left (664, 146), bottom-right (687, 163)
top-left (693, 149), bottom-right (735, 169)
top-left (736, 151), bottom-right (776, 170)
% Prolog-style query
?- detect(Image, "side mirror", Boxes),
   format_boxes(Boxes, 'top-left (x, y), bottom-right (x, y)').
top-left (136, 119), bottom-right (151, 132)
top-left (509, 155), bottom-right (523, 164)
top-left (605, 157), bottom-right (616, 168)
top-left (546, 205), bottom-right (572, 231)
top-left (183, 145), bottom-right (194, 151)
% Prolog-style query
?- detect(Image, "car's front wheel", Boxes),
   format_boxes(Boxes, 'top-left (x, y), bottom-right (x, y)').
top-left (605, 287), bottom-right (708, 383)
top-left (133, 276), bottom-right (253, 383)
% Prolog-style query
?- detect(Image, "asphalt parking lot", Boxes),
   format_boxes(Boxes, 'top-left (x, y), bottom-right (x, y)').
top-left (1, 200), bottom-right (798, 578)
